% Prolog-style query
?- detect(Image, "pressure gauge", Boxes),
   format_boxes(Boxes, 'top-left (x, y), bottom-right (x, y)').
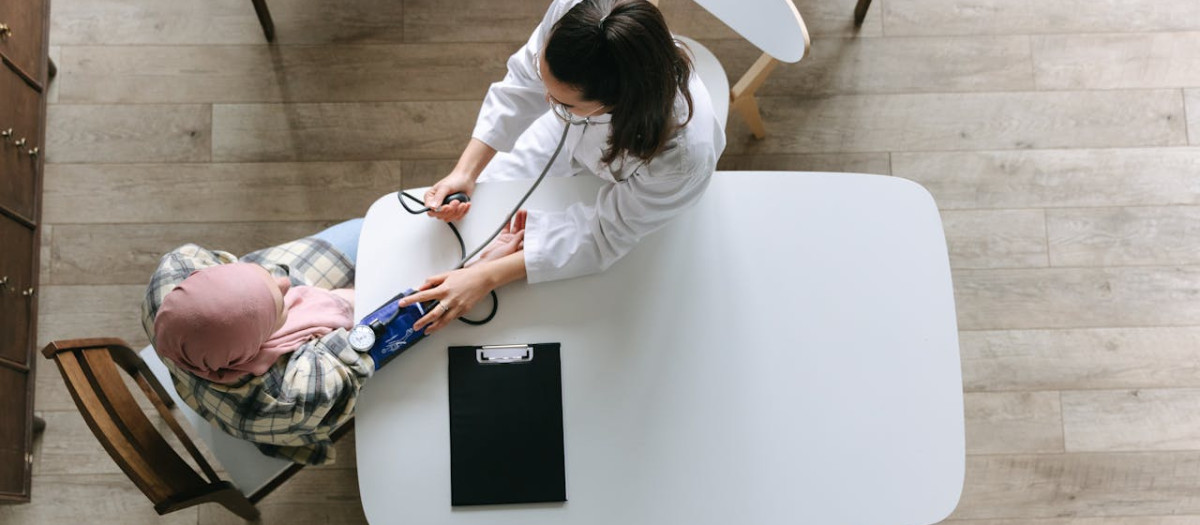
top-left (348, 324), bottom-right (377, 353)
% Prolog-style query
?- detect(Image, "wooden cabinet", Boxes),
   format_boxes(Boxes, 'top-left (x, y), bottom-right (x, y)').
top-left (0, 0), bottom-right (48, 505)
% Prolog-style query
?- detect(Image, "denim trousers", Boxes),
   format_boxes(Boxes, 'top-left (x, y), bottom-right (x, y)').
top-left (310, 218), bottom-right (364, 267)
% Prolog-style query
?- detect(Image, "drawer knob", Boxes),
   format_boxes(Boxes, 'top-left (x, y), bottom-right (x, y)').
top-left (0, 24), bottom-right (10, 39)
top-left (22, 287), bottom-right (35, 297)
top-left (0, 128), bottom-right (11, 140)
top-left (0, 276), bottom-right (8, 288)
top-left (13, 137), bottom-right (26, 147)
top-left (27, 147), bottom-right (38, 158)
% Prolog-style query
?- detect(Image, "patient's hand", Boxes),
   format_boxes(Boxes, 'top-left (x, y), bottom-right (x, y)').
top-left (466, 210), bottom-right (526, 268)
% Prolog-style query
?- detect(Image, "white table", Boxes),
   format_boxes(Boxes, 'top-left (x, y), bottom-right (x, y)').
top-left (354, 172), bottom-right (964, 525)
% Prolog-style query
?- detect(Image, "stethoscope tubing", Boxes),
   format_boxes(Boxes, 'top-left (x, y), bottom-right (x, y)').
top-left (389, 120), bottom-right (575, 327)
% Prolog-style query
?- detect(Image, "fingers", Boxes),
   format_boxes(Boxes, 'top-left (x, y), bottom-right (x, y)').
top-left (397, 277), bottom-right (448, 308)
top-left (398, 267), bottom-right (490, 334)
top-left (412, 304), bottom-right (442, 332)
top-left (421, 273), bottom-right (449, 291)
top-left (425, 184), bottom-right (471, 221)
top-left (452, 202), bottom-right (471, 221)
top-left (497, 210), bottom-right (527, 234)
top-left (413, 308), bottom-right (442, 332)
top-left (415, 299), bottom-right (464, 334)
top-left (499, 231), bottom-right (524, 252)
top-left (428, 201), bottom-right (471, 222)
top-left (486, 230), bottom-right (524, 258)
top-left (424, 186), bottom-right (447, 212)
top-left (426, 200), bottom-right (455, 220)
top-left (421, 302), bottom-right (456, 333)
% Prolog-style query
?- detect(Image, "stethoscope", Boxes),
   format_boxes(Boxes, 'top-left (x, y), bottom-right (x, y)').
top-left (400, 117), bottom-right (575, 273)
top-left (348, 119), bottom-right (581, 352)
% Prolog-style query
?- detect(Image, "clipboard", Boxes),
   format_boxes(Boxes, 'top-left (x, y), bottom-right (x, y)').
top-left (447, 343), bottom-right (566, 506)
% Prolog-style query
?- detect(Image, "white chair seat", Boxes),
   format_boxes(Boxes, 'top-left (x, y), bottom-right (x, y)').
top-left (139, 346), bottom-right (293, 497)
top-left (677, 35), bottom-right (730, 131)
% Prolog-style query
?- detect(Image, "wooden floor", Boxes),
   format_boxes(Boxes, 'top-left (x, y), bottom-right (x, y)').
top-left (5, 0), bottom-right (1200, 522)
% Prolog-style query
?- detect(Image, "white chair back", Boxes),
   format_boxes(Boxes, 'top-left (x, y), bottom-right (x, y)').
top-left (677, 35), bottom-right (730, 128)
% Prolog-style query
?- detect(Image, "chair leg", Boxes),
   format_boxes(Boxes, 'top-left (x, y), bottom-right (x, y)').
top-left (213, 488), bottom-right (261, 521)
top-left (251, 0), bottom-right (276, 43)
top-left (157, 484), bottom-right (261, 521)
top-left (854, 0), bottom-right (873, 26)
top-left (729, 53), bottom-right (779, 140)
top-left (732, 94), bottom-right (768, 140)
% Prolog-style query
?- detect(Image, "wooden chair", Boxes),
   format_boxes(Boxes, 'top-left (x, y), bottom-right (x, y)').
top-left (656, 0), bottom-right (811, 139)
top-left (41, 338), bottom-right (349, 519)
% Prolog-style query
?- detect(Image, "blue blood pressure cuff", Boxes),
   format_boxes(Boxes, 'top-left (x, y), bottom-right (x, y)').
top-left (348, 289), bottom-right (429, 369)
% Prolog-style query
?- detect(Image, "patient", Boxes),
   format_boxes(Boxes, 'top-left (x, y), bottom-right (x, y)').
top-left (141, 218), bottom-right (525, 464)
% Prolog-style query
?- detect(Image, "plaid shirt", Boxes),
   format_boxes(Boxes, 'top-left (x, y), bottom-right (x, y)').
top-left (141, 239), bottom-right (373, 465)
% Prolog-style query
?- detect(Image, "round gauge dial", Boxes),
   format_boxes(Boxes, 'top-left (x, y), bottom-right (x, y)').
top-left (348, 324), bottom-right (377, 352)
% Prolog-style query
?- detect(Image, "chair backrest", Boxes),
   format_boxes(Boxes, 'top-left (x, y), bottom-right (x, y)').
top-left (676, 35), bottom-right (730, 127)
top-left (692, 0), bottom-right (810, 63)
top-left (41, 338), bottom-right (256, 519)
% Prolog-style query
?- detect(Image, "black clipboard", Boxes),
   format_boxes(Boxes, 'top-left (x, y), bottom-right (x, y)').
top-left (447, 343), bottom-right (566, 506)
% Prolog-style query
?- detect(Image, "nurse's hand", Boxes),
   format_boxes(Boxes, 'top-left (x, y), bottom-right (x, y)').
top-left (425, 171), bottom-right (476, 222)
top-left (401, 267), bottom-right (493, 335)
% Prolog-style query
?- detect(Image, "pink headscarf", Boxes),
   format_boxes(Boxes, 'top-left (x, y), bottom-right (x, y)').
top-left (154, 263), bottom-right (354, 384)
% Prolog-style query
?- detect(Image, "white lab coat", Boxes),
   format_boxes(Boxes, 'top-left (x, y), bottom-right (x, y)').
top-left (472, 0), bottom-right (726, 284)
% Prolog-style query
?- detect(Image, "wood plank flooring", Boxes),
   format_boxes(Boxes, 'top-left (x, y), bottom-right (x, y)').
top-left (8, 0), bottom-right (1200, 523)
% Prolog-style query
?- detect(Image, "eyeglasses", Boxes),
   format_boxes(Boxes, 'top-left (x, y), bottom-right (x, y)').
top-left (550, 100), bottom-right (605, 125)
top-left (533, 50), bottom-right (605, 125)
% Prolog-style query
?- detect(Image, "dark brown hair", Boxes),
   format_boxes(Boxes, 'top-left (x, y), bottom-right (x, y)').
top-left (545, 0), bottom-right (694, 165)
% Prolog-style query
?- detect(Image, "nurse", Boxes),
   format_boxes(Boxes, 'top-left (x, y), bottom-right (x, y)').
top-left (399, 0), bottom-right (726, 333)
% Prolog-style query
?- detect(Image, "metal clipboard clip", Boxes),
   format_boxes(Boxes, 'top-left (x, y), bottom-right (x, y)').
top-left (476, 344), bottom-right (534, 365)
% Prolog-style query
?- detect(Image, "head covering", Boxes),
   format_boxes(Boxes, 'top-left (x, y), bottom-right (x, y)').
top-left (155, 263), bottom-right (357, 384)
top-left (154, 263), bottom-right (281, 384)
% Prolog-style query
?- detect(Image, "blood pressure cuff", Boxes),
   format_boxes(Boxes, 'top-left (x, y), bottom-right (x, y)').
top-left (356, 290), bottom-right (429, 369)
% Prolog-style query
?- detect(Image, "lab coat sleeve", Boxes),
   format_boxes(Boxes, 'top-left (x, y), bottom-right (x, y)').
top-left (523, 155), bottom-right (716, 284)
top-left (471, 0), bottom-right (576, 152)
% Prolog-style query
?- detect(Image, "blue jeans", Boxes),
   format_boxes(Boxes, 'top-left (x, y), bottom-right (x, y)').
top-left (311, 218), bottom-right (364, 267)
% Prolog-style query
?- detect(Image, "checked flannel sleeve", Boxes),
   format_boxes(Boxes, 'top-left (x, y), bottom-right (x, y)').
top-left (141, 239), bottom-right (373, 465)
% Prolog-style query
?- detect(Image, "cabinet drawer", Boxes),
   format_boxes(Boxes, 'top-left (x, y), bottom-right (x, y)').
top-left (0, 217), bottom-right (34, 366)
top-left (0, 64), bottom-right (41, 220)
top-left (0, 0), bottom-right (48, 83)
top-left (0, 365), bottom-right (32, 501)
